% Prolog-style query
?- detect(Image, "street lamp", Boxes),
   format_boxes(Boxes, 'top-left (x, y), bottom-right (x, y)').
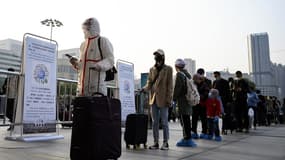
top-left (41, 19), bottom-right (63, 40)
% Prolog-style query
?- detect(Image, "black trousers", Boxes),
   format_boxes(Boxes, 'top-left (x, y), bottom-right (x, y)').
top-left (180, 114), bottom-right (192, 140)
top-left (235, 100), bottom-right (249, 130)
top-left (207, 118), bottom-right (220, 137)
top-left (6, 98), bottom-right (15, 122)
top-left (192, 105), bottom-right (207, 134)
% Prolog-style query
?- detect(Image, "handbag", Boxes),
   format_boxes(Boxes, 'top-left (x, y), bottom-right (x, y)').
top-left (98, 37), bottom-right (117, 81)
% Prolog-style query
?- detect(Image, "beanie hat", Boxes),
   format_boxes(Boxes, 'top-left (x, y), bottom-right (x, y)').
top-left (175, 59), bottom-right (185, 68)
top-left (209, 89), bottom-right (219, 98)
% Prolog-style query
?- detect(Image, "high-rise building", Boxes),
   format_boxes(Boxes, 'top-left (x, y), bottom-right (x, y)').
top-left (184, 58), bottom-right (196, 76)
top-left (248, 33), bottom-right (282, 98)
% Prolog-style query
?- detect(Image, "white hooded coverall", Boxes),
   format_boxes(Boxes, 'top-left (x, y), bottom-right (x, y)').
top-left (75, 18), bottom-right (114, 96)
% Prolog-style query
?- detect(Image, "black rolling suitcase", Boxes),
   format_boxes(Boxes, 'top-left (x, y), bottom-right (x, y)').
top-left (124, 113), bottom-right (148, 149)
top-left (70, 93), bottom-right (121, 160)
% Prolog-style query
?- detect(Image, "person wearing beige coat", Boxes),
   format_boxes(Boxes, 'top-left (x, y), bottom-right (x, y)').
top-left (142, 49), bottom-right (173, 150)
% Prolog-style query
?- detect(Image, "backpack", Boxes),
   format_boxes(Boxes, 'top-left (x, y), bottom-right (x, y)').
top-left (180, 72), bottom-right (200, 106)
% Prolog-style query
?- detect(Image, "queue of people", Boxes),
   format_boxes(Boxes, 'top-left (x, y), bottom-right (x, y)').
top-left (1, 17), bottom-right (284, 153)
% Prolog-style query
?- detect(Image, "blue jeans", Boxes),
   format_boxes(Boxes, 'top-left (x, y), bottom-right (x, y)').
top-left (152, 104), bottom-right (169, 143)
top-left (207, 118), bottom-right (220, 137)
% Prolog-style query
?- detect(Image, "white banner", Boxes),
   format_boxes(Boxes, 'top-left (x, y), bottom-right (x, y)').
top-left (117, 61), bottom-right (136, 122)
top-left (22, 36), bottom-right (57, 133)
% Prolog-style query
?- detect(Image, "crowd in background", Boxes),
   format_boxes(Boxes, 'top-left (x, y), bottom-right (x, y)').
top-left (169, 68), bottom-right (285, 136)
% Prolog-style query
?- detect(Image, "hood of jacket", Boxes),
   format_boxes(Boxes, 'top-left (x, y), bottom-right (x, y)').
top-left (83, 17), bottom-right (100, 39)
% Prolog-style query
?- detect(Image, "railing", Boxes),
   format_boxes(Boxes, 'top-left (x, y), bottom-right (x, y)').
top-left (0, 69), bottom-right (120, 128)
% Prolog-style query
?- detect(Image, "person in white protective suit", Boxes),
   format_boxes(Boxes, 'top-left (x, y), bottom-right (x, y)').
top-left (70, 17), bottom-right (114, 96)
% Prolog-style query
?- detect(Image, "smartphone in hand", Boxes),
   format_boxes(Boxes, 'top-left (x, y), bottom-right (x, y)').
top-left (65, 54), bottom-right (72, 59)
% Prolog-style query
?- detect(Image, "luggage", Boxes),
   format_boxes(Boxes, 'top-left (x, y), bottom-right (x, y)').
top-left (124, 113), bottom-right (148, 149)
top-left (70, 93), bottom-right (121, 160)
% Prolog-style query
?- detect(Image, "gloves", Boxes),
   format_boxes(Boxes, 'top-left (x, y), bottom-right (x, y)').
top-left (139, 88), bottom-right (145, 93)
top-left (90, 63), bottom-right (101, 71)
top-left (69, 57), bottom-right (78, 68)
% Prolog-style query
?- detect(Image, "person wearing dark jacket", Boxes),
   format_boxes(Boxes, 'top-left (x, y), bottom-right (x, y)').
top-left (234, 71), bottom-right (249, 132)
top-left (192, 68), bottom-right (211, 139)
top-left (173, 59), bottom-right (197, 147)
top-left (213, 71), bottom-right (230, 134)
top-left (2, 68), bottom-right (18, 131)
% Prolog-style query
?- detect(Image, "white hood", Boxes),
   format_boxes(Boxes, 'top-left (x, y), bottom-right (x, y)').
top-left (83, 17), bottom-right (100, 39)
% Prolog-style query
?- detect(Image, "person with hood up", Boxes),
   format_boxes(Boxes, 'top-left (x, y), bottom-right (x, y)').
top-left (173, 59), bottom-right (197, 147)
top-left (206, 89), bottom-right (222, 141)
top-left (70, 17), bottom-right (114, 96)
top-left (142, 49), bottom-right (173, 150)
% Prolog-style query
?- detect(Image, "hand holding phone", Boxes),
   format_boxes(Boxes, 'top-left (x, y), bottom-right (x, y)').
top-left (65, 54), bottom-right (73, 59)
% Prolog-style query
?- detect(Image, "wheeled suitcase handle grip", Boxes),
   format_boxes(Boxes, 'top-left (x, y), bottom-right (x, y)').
top-left (91, 92), bottom-right (104, 97)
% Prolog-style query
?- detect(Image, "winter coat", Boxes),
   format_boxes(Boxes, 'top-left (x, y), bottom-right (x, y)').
top-left (247, 92), bottom-right (259, 107)
top-left (196, 80), bottom-right (211, 106)
top-left (213, 78), bottom-right (230, 104)
top-left (2, 76), bottom-right (18, 99)
top-left (143, 65), bottom-right (173, 107)
top-left (173, 69), bottom-right (192, 115)
top-left (76, 36), bottom-right (114, 96)
top-left (234, 78), bottom-right (249, 101)
top-left (206, 98), bottom-right (222, 118)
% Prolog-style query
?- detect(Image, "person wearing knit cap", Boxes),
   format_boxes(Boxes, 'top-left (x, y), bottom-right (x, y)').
top-left (205, 89), bottom-right (222, 141)
top-left (142, 49), bottom-right (173, 150)
top-left (69, 17), bottom-right (114, 96)
top-left (173, 59), bottom-right (197, 147)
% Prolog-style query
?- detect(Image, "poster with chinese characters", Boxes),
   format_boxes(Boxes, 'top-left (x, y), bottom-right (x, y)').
top-left (22, 36), bottom-right (57, 133)
top-left (117, 61), bottom-right (136, 122)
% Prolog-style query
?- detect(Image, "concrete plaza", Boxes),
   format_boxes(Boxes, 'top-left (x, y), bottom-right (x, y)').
top-left (0, 122), bottom-right (284, 160)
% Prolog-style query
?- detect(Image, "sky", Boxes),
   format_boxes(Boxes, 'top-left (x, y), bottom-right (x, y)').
top-left (1, 0), bottom-right (285, 76)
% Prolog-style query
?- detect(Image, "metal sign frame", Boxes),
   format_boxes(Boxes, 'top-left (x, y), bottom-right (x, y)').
top-left (5, 33), bottom-right (63, 142)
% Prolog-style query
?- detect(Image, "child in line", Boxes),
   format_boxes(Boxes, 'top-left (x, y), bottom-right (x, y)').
top-left (206, 89), bottom-right (222, 141)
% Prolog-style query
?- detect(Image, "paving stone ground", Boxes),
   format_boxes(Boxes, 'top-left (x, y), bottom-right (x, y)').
top-left (0, 122), bottom-right (284, 160)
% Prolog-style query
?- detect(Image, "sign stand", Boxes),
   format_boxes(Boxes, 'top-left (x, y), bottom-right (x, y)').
top-left (117, 60), bottom-right (136, 125)
top-left (5, 33), bottom-right (63, 142)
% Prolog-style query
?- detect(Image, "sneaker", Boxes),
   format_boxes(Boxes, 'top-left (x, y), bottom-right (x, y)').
top-left (149, 143), bottom-right (159, 150)
top-left (214, 136), bottom-right (222, 142)
top-left (192, 133), bottom-right (199, 139)
top-left (160, 142), bottom-right (169, 150)
top-left (199, 133), bottom-right (207, 139)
